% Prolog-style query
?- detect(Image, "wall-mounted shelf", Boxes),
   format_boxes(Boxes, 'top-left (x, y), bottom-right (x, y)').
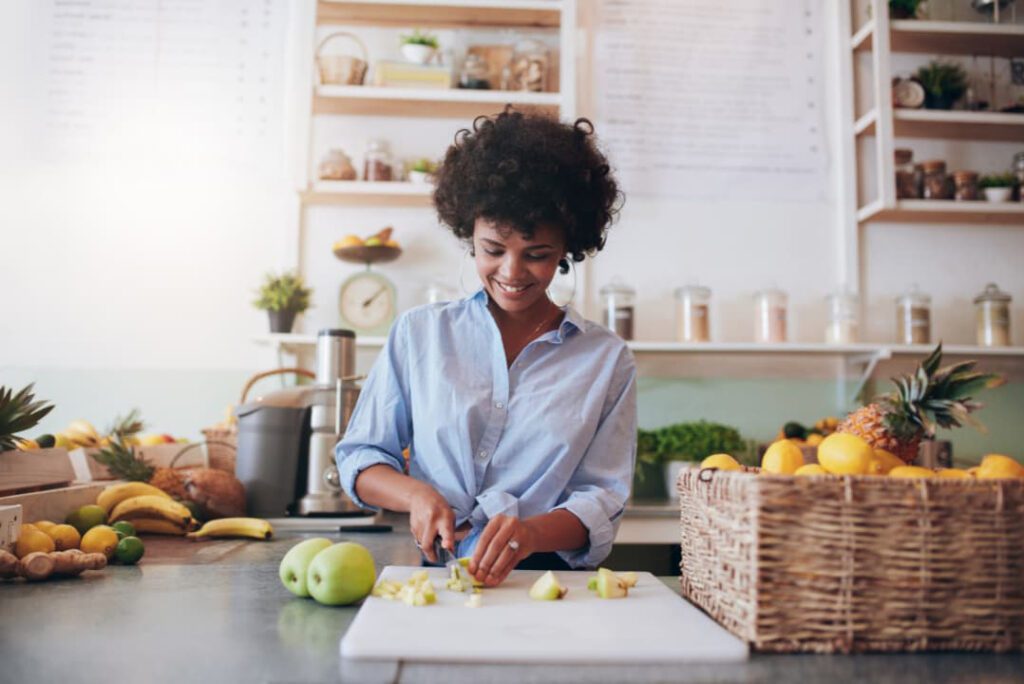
top-left (301, 181), bottom-right (433, 206)
top-left (856, 108), bottom-right (1024, 142)
top-left (851, 19), bottom-right (1024, 57)
top-left (857, 199), bottom-right (1024, 225)
top-left (317, 0), bottom-right (562, 29)
top-left (313, 85), bottom-right (562, 117)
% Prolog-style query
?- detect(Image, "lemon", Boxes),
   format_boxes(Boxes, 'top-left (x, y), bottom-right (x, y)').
top-left (81, 525), bottom-right (119, 559)
top-left (761, 440), bottom-right (805, 475)
top-left (15, 527), bottom-right (56, 558)
top-left (794, 464), bottom-right (828, 476)
top-left (700, 453), bottom-right (742, 471)
top-left (868, 449), bottom-right (904, 476)
top-left (817, 433), bottom-right (873, 475)
top-left (805, 433), bottom-right (824, 447)
top-left (889, 465), bottom-right (935, 479)
top-left (47, 523), bottom-right (81, 551)
top-left (32, 520), bottom-right (57, 534)
top-left (976, 454), bottom-right (1024, 480)
top-left (936, 468), bottom-right (971, 479)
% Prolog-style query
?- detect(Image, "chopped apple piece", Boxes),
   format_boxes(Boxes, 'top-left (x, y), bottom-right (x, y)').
top-left (529, 570), bottom-right (568, 601)
top-left (465, 593), bottom-right (483, 608)
top-left (445, 564), bottom-right (472, 593)
top-left (372, 571), bottom-right (437, 606)
top-left (617, 571), bottom-right (638, 589)
top-left (595, 568), bottom-right (628, 599)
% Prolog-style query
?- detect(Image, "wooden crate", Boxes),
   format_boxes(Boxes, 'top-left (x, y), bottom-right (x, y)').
top-left (0, 448), bottom-right (74, 496)
top-left (677, 465), bottom-right (1024, 653)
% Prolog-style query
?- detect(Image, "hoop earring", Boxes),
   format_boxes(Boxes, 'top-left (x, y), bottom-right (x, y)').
top-left (457, 249), bottom-right (478, 295)
top-left (547, 259), bottom-right (577, 307)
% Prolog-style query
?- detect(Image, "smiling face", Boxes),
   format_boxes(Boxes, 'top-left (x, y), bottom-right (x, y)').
top-left (473, 217), bottom-right (566, 316)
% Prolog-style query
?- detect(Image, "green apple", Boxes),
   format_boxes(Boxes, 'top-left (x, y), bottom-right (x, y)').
top-left (596, 567), bottom-right (628, 599)
top-left (528, 570), bottom-right (568, 600)
top-left (307, 541), bottom-right (377, 606)
top-left (279, 537), bottom-right (333, 597)
top-left (363, 237), bottom-right (383, 247)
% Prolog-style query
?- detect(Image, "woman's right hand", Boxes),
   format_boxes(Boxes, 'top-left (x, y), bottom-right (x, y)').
top-left (407, 482), bottom-right (456, 563)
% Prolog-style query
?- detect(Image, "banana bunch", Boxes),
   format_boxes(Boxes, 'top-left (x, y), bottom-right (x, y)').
top-left (58, 420), bottom-right (104, 449)
top-left (98, 483), bottom-right (197, 536)
top-left (187, 518), bottom-right (273, 541)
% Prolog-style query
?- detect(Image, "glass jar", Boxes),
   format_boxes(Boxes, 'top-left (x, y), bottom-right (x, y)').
top-left (952, 170), bottom-right (980, 201)
top-left (318, 148), bottom-right (357, 181)
top-left (974, 283), bottom-right (1012, 347)
top-left (599, 279), bottom-right (635, 340)
top-left (458, 53), bottom-right (490, 90)
top-left (753, 288), bottom-right (788, 343)
top-left (896, 286), bottom-right (931, 345)
top-left (921, 160), bottom-right (952, 200)
top-left (507, 39), bottom-right (548, 92)
top-left (363, 139), bottom-right (393, 181)
top-left (825, 290), bottom-right (859, 344)
top-left (1013, 151), bottom-right (1024, 202)
top-left (895, 149), bottom-right (921, 199)
top-left (674, 284), bottom-right (711, 343)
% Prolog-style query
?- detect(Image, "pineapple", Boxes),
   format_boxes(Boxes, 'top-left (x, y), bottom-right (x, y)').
top-left (838, 344), bottom-right (1004, 463)
top-left (92, 437), bottom-right (156, 482)
top-left (0, 384), bottom-right (55, 452)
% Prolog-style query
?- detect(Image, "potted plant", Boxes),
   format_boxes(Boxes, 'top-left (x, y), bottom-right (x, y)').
top-left (914, 60), bottom-right (968, 110)
top-left (400, 29), bottom-right (439, 65)
top-left (889, 0), bottom-right (923, 19)
top-left (253, 272), bottom-right (313, 333)
top-left (406, 158), bottom-right (437, 184)
top-left (980, 172), bottom-right (1016, 202)
top-left (636, 421), bottom-right (746, 500)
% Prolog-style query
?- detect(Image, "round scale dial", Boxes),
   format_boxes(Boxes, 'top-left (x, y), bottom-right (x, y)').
top-left (338, 271), bottom-right (397, 335)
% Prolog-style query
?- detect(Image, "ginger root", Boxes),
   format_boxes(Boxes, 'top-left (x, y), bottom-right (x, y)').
top-left (7, 549), bottom-right (107, 582)
top-left (0, 550), bottom-right (19, 579)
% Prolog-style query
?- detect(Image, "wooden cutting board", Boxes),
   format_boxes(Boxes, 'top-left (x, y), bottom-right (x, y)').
top-left (340, 566), bottom-right (748, 664)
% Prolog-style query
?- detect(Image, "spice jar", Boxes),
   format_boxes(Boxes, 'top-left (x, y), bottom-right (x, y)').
top-left (458, 53), bottom-right (490, 90)
top-left (895, 149), bottom-right (921, 199)
top-left (318, 148), bottom-right (357, 181)
top-left (974, 283), bottom-right (1012, 347)
top-left (896, 285), bottom-right (931, 345)
top-left (1013, 151), bottom-right (1024, 201)
top-left (753, 288), bottom-right (788, 343)
top-left (952, 170), bottom-right (980, 201)
top-left (921, 160), bottom-right (952, 200)
top-left (674, 284), bottom-right (711, 343)
top-left (506, 39), bottom-right (548, 92)
top-left (825, 290), bottom-right (859, 344)
top-left (363, 139), bottom-right (393, 181)
top-left (599, 279), bottom-right (635, 340)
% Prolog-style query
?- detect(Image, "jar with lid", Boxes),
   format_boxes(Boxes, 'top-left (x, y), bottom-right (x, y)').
top-left (894, 149), bottom-right (921, 199)
top-left (825, 290), bottom-right (859, 344)
top-left (952, 170), bottom-right (980, 201)
top-left (599, 279), bottom-right (635, 340)
top-left (458, 53), bottom-right (490, 90)
top-left (896, 285), bottom-right (931, 345)
top-left (1013, 151), bottom-right (1024, 201)
top-left (363, 139), bottom-right (393, 181)
top-left (921, 160), bottom-right (952, 200)
top-left (674, 284), bottom-right (711, 343)
top-left (318, 148), bottom-right (357, 181)
top-left (753, 288), bottom-right (788, 343)
top-left (974, 283), bottom-right (1012, 347)
top-left (506, 39), bottom-right (548, 92)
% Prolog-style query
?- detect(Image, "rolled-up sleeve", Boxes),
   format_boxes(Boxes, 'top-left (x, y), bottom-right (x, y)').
top-left (335, 314), bottom-right (413, 510)
top-left (554, 349), bottom-right (637, 568)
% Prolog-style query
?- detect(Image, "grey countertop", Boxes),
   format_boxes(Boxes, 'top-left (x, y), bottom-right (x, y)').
top-left (1, 514), bottom-right (1022, 684)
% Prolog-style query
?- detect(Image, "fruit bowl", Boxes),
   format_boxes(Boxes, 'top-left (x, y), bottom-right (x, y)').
top-left (333, 245), bottom-right (402, 265)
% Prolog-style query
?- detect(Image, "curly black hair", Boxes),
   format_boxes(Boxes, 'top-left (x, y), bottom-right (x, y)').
top-left (433, 108), bottom-right (621, 273)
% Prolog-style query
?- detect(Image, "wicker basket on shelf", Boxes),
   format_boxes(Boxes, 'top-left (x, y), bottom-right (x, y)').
top-left (676, 464), bottom-right (1024, 654)
top-left (202, 367), bottom-right (316, 473)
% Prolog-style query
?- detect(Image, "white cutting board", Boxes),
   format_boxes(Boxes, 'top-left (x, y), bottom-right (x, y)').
top-left (340, 566), bottom-right (748, 664)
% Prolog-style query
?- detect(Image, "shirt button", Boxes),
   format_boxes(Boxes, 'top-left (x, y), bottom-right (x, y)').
top-left (478, 450), bottom-right (488, 460)
top-left (494, 401), bottom-right (504, 410)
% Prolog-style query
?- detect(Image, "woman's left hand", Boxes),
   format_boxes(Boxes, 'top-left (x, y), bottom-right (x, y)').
top-left (468, 514), bottom-right (536, 587)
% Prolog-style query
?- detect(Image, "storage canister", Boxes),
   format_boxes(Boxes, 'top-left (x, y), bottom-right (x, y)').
top-left (363, 139), bottom-right (393, 181)
top-left (896, 285), bottom-right (931, 345)
top-left (952, 170), bottom-right (979, 201)
top-left (753, 288), bottom-right (788, 344)
top-left (894, 149), bottom-right (920, 199)
top-left (674, 284), bottom-right (711, 343)
top-left (921, 160), bottom-right (952, 200)
top-left (974, 283), bottom-right (1012, 347)
top-left (599, 279), bottom-right (635, 340)
top-left (825, 290), bottom-right (858, 344)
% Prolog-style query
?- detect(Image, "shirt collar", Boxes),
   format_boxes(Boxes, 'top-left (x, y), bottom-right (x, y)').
top-left (469, 287), bottom-right (583, 342)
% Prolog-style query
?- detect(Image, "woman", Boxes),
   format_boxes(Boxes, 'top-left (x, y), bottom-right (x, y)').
top-left (335, 108), bottom-right (635, 587)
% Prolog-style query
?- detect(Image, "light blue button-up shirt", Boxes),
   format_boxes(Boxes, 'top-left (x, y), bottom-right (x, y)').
top-left (335, 289), bottom-right (637, 568)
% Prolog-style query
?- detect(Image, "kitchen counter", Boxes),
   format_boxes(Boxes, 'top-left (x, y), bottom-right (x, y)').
top-left (1, 514), bottom-right (1021, 684)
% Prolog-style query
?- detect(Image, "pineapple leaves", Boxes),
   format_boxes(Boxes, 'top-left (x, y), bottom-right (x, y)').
top-left (106, 408), bottom-right (145, 440)
top-left (0, 384), bottom-right (56, 453)
top-left (91, 436), bottom-right (155, 482)
top-left (922, 343), bottom-right (943, 376)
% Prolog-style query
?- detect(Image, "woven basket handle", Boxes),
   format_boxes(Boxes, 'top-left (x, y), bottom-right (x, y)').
top-left (240, 367), bottom-right (316, 404)
top-left (316, 31), bottom-right (368, 63)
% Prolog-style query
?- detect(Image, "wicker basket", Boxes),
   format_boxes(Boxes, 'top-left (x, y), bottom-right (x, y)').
top-left (201, 367), bottom-right (316, 474)
top-left (677, 464), bottom-right (1024, 653)
top-left (316, 32), bottom-right (368, 86)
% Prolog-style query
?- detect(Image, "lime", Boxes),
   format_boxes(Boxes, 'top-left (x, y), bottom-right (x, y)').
top-left (114, 536), bottom-right (145, 565)
top-left (111, 521), bottom-right (136, 539)
top-left (67, 504), bottom-right (107, 535)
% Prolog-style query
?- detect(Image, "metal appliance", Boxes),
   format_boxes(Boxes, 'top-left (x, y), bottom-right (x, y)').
top-left (235, 329), bottom-right (368, 517)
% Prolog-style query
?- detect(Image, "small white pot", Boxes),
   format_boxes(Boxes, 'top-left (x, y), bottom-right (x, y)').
top-left (401, 43), bottom-right (436, 65)
top-left (983, 187), bottom-right (1012, 202)
top-left (407, 169), bottom-right (432, 184)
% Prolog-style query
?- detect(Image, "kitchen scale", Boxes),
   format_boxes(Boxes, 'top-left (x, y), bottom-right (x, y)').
top-left (334, 237), bottom-right (402, 337)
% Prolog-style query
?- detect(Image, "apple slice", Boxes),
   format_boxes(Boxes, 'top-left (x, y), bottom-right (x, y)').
top-left (595, 567), bottom-right (628, 599)
top-left (529, 570), bottom-right (568, 601)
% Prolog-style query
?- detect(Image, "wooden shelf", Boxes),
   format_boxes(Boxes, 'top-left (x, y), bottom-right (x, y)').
top-left (889, 20), bottom-right (1024, 59)
top-left (317, 0), bottom-right (561, 29)
top-left (254, 333), bottom-right (387, 352)
top-left (313, 84), bottom-right (562, 117)
top-left (301, 181), bottom-right (433, 206)
top-left (858, 199), bottom-right (1024, 225)
top-left (893, 109), bottom-right (1024, 142)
